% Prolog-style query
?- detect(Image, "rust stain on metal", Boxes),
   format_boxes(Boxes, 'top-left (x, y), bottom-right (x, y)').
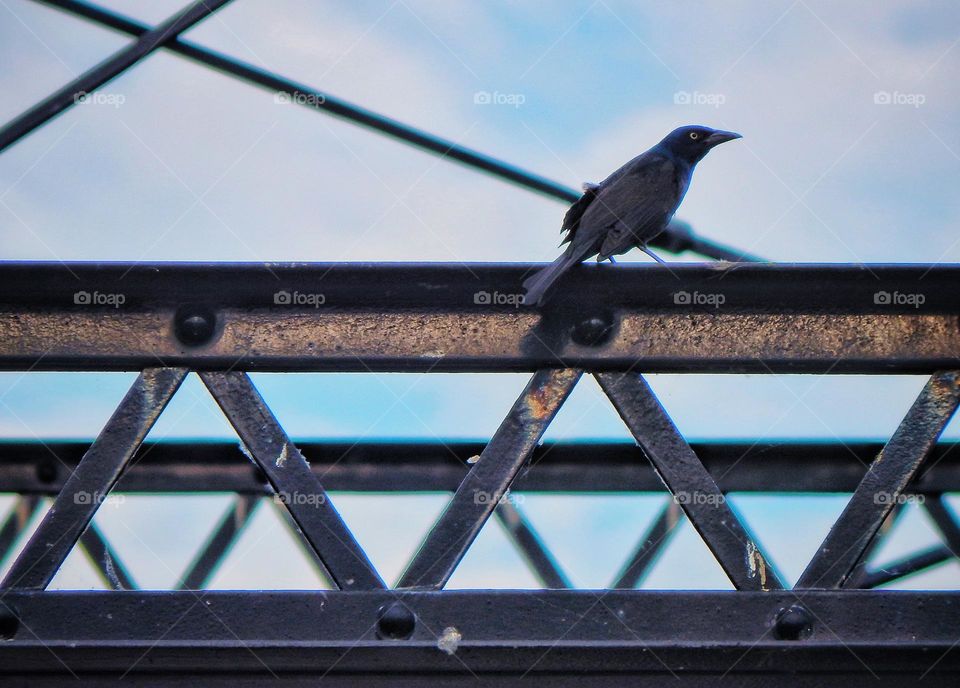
top-left (3, 309), bottom-right (960, 372)
top-left (526, 385), bottom-right (553, 420)
top-left (524, 369), bottom-right (581, 420)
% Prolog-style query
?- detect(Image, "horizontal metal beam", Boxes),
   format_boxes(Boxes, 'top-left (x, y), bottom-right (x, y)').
top-left (4, 440), bottom-right (960, 494)
top-left (1, 263), bottom-right (958, 372)
top-left (1, 591), bottom-right (959, 683)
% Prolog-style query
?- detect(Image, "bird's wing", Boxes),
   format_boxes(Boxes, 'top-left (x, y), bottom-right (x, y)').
top-left (585, 156), bottom-right (683, 259)
top-left (559, 183), bottom-right (600, 246)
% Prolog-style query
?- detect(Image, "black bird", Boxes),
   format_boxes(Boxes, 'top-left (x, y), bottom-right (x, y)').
top-left (522, 125), bottom-right (741, 305)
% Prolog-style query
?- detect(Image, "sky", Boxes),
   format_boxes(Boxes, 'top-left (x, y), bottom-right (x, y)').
top-left (1, 0), bottom-right (959, 590)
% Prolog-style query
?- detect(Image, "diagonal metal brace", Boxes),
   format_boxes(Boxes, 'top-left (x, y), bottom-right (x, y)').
top-left (596, 372), bottom-right (783, 591)
top-left (1, 367), bottom-right (186, 589)
top-left (178, 494), bottom-right (260, 590)
top-left (612, 498), bottom-right (683, 589)
top-left (397, 368), bottom-right (581, 589)
top-left (200, 371), bottom-right (384, 590)
top-left (797, 371), bottom-right (960, 589)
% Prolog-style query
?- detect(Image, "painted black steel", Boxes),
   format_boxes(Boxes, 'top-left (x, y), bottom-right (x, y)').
top-left (797, 372), bottom-right (960, 588)
top-left (3, 439), bottom-right (959, 494)
top-left (397, 368), bottom-right (581, 588)
top-left (199, 371), bottom-right (384, 590)
top-left (0, 368), bottom-right (186, 590)
top-left (597, 371), bottom-right (784, 591)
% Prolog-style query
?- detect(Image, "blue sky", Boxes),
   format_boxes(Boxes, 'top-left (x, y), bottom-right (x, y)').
top-left (1, 0), bottom-right (959, 590)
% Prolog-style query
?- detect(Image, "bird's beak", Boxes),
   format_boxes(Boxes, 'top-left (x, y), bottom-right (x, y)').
top-left (704, 130), bottom-right (742, 147)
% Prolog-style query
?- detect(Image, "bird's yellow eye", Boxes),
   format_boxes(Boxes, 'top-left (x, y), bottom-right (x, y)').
top-left (689, 132), bottom-right (699, 140)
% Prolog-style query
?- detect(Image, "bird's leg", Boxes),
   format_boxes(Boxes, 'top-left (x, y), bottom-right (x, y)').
top-left (607, 256), bottom-right (617, 264)
top-left (639, 245), bottom-right (667, 265)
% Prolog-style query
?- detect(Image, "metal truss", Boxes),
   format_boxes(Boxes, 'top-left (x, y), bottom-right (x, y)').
top-left (2, 0), bottom-right (960, 683)
top-left (0, 264), bottom-right (958, 683)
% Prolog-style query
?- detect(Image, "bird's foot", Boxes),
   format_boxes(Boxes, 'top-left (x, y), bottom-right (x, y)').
top-left (639, 245), bottom-right (667, 265)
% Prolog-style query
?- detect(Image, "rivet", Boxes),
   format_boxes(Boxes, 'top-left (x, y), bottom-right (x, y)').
top-left (376, 602), bottom-right (416, 640)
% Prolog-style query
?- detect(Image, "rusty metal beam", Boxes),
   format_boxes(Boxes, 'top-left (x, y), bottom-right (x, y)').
top-left (1, 263), bottom-right (959, 373)
top-left (397, 369), bottom-right (581, 589)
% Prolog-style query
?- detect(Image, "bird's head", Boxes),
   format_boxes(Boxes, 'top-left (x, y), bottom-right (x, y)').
top-left (657, 125), bottom-right (742, 164)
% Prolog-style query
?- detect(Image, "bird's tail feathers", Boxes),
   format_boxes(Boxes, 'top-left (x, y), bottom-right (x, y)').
top-left (522, 252), bottom-right (578, 306)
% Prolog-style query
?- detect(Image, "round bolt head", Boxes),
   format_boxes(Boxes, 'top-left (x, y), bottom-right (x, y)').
top-left (35, 460), bottom-right (58, 485)
top-left (0, 608), bottom-right (19, 640)
top-left (774, 604), bottom-right (813, 640)
top-left (571, 313), bottom-right (616, 346)
top-left (174, 306), bottom-right (218, 347)
top-left (376, 602), bottom-right (416, 640)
